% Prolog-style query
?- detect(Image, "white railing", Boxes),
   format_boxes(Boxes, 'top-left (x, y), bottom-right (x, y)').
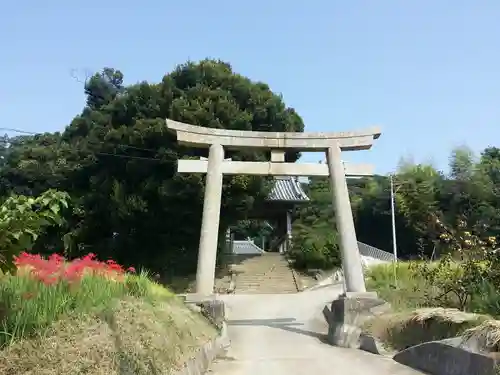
top-left (357, 241), bottom-right (395, 263)
top-left (232, 240), bottom-right (265, 255)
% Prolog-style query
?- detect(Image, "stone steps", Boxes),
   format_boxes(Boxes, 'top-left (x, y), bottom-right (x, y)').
top-left (229, 253), bottom-right (299, 294)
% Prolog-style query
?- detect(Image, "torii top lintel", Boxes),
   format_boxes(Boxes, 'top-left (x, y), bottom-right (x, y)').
top-left (166, 119), bottom-right (381, 151)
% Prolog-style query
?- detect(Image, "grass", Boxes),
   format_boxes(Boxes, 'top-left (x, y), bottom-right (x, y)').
top-left (365, 262), bottom-right (433, 311)
top-left (363, 307), bottom-right (488, 351)
top-left (166, 275), bottom-right (196, 293)
top-left (364, 261), bottom-right (500, 351)
top-left (463, 320), bottom-right (500, 352)
top-left (366, 261), bottom-right (500, 316)
top-left (0, 269), bottom-right (217, 374)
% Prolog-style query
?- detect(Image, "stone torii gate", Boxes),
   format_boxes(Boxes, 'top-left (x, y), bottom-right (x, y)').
top-left (166, 119), bottom-right (381, 297)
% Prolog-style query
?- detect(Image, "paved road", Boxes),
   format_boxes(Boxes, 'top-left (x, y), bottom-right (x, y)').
top-left (208, 286), bottom-right (424, 375)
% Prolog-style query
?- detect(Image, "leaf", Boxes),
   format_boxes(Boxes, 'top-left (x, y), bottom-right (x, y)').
top-left (10, 231), bottom-right (21, 240)
top-left (50, 204), bottom-right (60, 215)
top-left (25, 229), bottom-right (39, 241)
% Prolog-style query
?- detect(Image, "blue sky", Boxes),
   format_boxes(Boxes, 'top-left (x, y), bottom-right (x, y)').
top-left (1, 0), bottom-right (498, 174)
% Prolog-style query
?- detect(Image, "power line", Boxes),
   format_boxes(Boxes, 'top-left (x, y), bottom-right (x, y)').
top-left (0, 127), bottom-right (166, 163)
top-left (91, 152), bottom-right (164, 162)
top-left (0, 127), bottom-right (161, 154)
top-left (0, 127), bottom-right (35, 135)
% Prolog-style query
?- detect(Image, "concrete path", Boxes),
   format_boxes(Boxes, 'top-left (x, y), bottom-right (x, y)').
top-left (208, 285), bottom-right (424, 375)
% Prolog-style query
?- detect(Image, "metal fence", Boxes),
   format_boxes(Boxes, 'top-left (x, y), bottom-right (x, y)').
top-left (357, 241), bottom-right (395, 263)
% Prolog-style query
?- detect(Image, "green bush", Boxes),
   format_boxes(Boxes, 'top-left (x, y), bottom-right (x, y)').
top-left (287, 231), bottom-right (341, 270)
top-left (0, 190), bottom-right (69, 273)
top-left (366, 259), bottom-right (500, 318)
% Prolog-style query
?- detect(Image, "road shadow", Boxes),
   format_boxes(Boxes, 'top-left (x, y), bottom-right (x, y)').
top-left (227, 317), bottom-right (328, 343)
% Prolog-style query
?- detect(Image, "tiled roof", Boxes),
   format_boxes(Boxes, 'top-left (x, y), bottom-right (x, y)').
top-left (267, 177), bottom-right (309, 202)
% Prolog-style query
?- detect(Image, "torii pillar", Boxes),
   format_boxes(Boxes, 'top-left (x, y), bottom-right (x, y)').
top-left (195, 144), bottom-right (224, 294)
top-left (326, 144), bottom-right (366, 292)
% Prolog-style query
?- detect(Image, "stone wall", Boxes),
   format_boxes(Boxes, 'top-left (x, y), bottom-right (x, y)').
top-left (175, 298), bottom-right (229, 375)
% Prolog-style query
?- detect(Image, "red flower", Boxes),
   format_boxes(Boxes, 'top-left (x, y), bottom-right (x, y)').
top-left (14, 252), bottom-right (130, 286)
top-left (127, 266), bottom-right (136, 273)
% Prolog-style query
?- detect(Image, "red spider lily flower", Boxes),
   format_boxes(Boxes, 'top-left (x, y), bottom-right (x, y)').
top-left (48, 253), bottom-right (65, 264)
top-left (127, 266), bottom-right (136, 273)
top-left (14, 252), bottom-right (130, 285)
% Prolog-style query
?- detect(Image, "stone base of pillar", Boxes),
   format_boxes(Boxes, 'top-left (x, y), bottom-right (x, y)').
top-left (181, 295), bottom-right (226, 329)
top-left (322, 292), bottom-right (391, 348)
top-left (181, 293), bottom-right (218, 304)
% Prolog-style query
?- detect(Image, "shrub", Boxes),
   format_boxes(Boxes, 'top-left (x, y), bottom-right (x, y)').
top-left (0, 190), bottom-right (69, 273)
top-left (412, 254), bottom-right (486, 310)
top-left (287, 231), bottom-right (341, 270)
top-left (367, 219), bottom-right (499, 312)
top-left (367, 259), bottom-right (500, 317)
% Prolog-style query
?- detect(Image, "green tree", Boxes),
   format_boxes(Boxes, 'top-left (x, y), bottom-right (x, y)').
top-left (85, 67), bottom-right (124, 110)
top-left (2, 59), bottom-right (304, 277)
top-left (288, 176), bottom-right (341, 269)
top-left (393, 162), bottom-right (445, 257)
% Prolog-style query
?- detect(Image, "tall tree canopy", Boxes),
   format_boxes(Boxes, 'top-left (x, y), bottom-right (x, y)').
top-left (0, 60), bottom-right (304, 276)
top-left (0, 59), bottom-right (498, 274)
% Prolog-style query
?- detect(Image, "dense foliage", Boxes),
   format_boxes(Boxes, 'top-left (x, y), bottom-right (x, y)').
top-left (0, 190), bottom-right (69, 273)
top-left (0, 59), bottom-right (498, 276)
top-left (288, 176), bottom-right (341, 270)
top-left (289, 146), bottom-right (500, 269)
top-left (0, 60), bottom-right (304, 277)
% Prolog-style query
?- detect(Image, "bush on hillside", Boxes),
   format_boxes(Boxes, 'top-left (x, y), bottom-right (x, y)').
top-left (367, 258), bottom-right (500, 317)
top-left (410, 218), bottom-right (500, 313)
top-left (287, 230), bottom-right (341, 270)
top-left (367, 217), bottom-right (500, 315)
top-left (365, 262), bottom-right (500, 352)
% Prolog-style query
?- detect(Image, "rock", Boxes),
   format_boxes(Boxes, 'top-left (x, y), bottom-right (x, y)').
top-left (200, 300), bottom-right (226, 329)
top-left (324, 292), bottom-right (391, 348)
top-left (393, 339), bottom-right (498, 375)
top-left (359, 333), bottom-right (392, 356)
top-left (186, 303), bottom-right (202, 313)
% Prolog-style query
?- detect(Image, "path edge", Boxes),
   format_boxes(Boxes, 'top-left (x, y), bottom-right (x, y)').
top-left (174, 297), bottom-right (230, 375)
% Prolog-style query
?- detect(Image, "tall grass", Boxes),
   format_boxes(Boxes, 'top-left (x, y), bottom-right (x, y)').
top-left (366, 261), bottom-right (500, 317)
top-left (0, 271), bottom-right (173, 347)
top-left (366, 262), bottom-right (436, 311)
top-left (469, 280), bottom-right (500, 317)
